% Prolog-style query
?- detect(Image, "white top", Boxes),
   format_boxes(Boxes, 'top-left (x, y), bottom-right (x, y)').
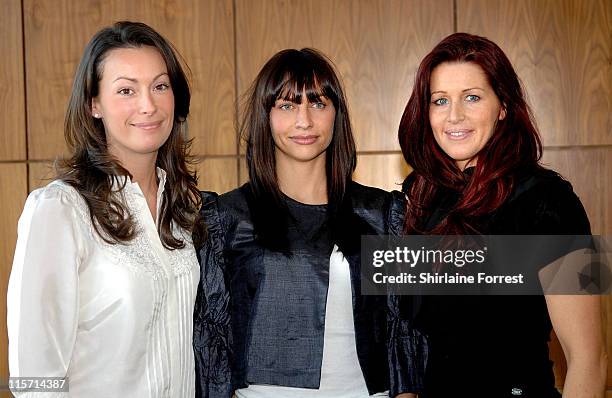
top-left (7, 169), bottom-right (199, 398)
top-left (236, 245), bottom-right (388, 398)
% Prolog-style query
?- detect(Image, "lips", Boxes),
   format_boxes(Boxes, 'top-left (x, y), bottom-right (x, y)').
top-left (289, 135), bottom-right (318, 145)
top-left (130, 121), bottom-right (163, 130)
top-left (444, 129), bottom-right (473, 140)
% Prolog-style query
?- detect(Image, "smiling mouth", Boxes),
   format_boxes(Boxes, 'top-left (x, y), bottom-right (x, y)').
top-left (289, 135), bottom-right (318, 145)
top-left (131, 121), bottom-right (163, 130)
top-left (444, 129), bottom-right (473, 140)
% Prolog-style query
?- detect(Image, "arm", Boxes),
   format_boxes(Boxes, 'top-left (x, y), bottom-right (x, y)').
top-left (529, 177), bottom-right (606, 397)
top-left (193, 192), bottom-right (233, 398)
top-left (7, 187), bottom-right (81, 397)
top-left (545, 295), bottom-right (606, 398)
top-left (387, 191), bottom-right (426, 398)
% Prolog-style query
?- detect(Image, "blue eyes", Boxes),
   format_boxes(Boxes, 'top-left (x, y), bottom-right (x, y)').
top-left (432, 95), bottom-right (481, 106)
top-left (278, 102), bottom-right (326, 110)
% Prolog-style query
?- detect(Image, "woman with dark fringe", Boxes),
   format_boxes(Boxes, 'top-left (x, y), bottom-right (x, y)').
top-left (8, 21), bottom-right (203, 397)
top-left (398, 33), bottom-right (606, 397)
top-left (193, 48), bottom-right (424, 398)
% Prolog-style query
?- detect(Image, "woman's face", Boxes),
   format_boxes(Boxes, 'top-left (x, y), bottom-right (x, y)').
top-left (92, 46), bottom-right (174, 163)
top-left (428, 61), bottom-right (506, 170)
top-left (269, 95), bottom-right (336, 166)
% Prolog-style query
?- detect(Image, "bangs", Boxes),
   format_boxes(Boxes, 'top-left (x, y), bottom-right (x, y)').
top-left (276, 73), bottom-right (327, 103)
top-left (271, 67), bottom-right (338, 107)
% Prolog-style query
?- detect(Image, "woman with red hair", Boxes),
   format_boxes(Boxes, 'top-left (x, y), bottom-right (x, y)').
top-left (398, 33), bottom-right (606, 397)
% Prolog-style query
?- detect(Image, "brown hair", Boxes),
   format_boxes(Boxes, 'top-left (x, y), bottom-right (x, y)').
top-left (56, 21), bottom-right (203, 249)
top-left (240, 48), bottom-right (357, 251)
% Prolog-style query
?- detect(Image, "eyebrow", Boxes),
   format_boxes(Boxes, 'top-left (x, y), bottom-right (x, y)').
top-left (431, 87), bottom-right (485, 96)
top-left (112, 72), bottom-right (169, 83)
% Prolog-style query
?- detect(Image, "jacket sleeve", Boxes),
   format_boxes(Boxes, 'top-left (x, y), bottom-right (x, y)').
top-left (386, 190), bottom-right (428, 396)
top-left (193, 192), bottom-right (233, 398)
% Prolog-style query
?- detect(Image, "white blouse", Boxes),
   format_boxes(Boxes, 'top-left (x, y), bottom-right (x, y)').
top-left (8, 169), bottom-right (199, 398)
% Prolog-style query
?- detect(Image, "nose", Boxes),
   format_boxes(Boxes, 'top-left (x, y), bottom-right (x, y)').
top-left (295, 103), bottom-right (313, 129)
top-left (139, 91), bottom-right (157, 115)
top-left (448, 101), bottom-right (465, 123)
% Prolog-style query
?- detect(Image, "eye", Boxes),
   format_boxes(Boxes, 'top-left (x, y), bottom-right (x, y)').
top-left (466, 94), bottom-right (480, 102)
top-left (311, 101), bottom-right (326, 109)
top-left (432, 98), bottom-right (448, 106)
top-left (279, 103), bottom-right (294, 111)
top-left (154, 83), bottom-right (170, 92)
top-left (117, 88), bottom-right (135, 96)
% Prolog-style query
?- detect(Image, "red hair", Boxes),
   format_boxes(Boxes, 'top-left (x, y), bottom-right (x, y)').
top-left (399, 32), bottom-right (543, 234)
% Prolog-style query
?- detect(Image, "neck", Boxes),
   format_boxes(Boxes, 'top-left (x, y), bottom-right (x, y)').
top-left (276, 152), bottom-right (328, 205)
top-left (114, 150), bottom-right (159, 197)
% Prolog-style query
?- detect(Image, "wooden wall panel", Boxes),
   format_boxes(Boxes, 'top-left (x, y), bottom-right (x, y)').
top-left (195, 158), bottom-right (238, 194)
top-left (353, 153), bottom-right (410, 192)
top-left (235, 0), bottom-right (454, 153)
top-left (0, 0), bottom-right (26, 161)
top-left (0, 164), bottom-right (28, 392)
top-left (604, 294), bottom-right (612, 391)
top-left (457, 0), bottom-right (611, 147)
top-left (238, 156), bottom-right (248, 187)
top-left (24, 0), bottom-right (235, 160)
top-left (28, 162), bottom-right (54, 192)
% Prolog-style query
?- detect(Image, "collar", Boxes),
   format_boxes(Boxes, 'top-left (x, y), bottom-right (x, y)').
top-left (110, 167), bottom-right (167, 225)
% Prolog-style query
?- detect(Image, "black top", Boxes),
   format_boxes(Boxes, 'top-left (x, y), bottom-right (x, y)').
top-left (193, 181), bottom-right (427, 398)
top-left (408, 167), bottom-right (591, 398)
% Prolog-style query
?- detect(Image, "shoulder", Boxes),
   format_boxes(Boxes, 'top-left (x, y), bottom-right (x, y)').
top-left (511, 168), bottom-right (573, 199)
top-left (17, 180), bottom-right (92, 239)
top-left (24, 180), bottom-right (88, 218)
top-left (348, 181), bottom-right (393, 209)
top-left (199, 184), bottom-right (251, 231)
top-left (497, 167), bottom-right (590, 234)
top-left (347, 181), bottom-right (405, 234)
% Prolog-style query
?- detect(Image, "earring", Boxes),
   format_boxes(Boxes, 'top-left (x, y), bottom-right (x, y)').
top-left (93, 113), bottom-right (100, 118)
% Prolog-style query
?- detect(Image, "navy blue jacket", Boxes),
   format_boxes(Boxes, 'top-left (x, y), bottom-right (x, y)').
top-left (193, 182), bottom-right (427, 397)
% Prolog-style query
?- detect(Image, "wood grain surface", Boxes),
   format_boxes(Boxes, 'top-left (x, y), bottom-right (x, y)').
top-left (353, 152), bottom-right (410, 192)
top-left (195, 157), bottom-right (238, 194)
top-left (235, 0), bottom-right (454, 153)
top-left (457, 0), bottom-right (611, 147)
top-left (0, 164), bottom-right (28, 393)
top-left (24, 0), bottom-right (235, 160)
top-left (0, 0), bottom-right (26, 161)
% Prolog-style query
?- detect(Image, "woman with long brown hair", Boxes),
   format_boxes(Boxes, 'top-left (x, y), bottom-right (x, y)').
top-left (399, 32), bottom-right (606, 397)
top-left (193, 48), bottom-right (424, 398)
top-left (8, 21), bottom-right (202, 397)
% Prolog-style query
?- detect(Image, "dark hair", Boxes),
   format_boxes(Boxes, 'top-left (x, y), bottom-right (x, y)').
top-left (240, 48), bottom-right (357, 250)
top-left (399, 32), bottom-right (543, 234)
top-left (56, 21), bottom-right (203, 249)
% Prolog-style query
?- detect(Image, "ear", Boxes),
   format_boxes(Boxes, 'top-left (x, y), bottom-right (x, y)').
top-left (499, 104), bottom-right (507, 121)
top-left (91, 98), bottom-right (101, 119)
